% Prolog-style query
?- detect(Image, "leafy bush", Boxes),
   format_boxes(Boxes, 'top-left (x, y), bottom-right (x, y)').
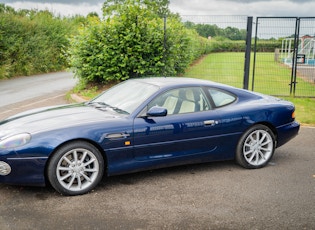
top-left (68, 3), bottom-right (210, 84)
top-left (0, 5), bottom-right (75, 79)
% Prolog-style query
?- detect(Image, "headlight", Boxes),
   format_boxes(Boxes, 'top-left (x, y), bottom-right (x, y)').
top-left (0, 133), bottom-right (31, 149)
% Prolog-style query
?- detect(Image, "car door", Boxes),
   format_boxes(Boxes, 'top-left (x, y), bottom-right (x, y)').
top-left (205, 86), bottom-right (244, 157)
top-left (132, 86), bottom-right (224, 167)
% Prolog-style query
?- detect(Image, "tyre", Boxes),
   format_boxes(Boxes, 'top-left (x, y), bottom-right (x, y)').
top-left (236, 124), bottom-right (276, 169)
top-left (47, 141), bottom-right (104, 196)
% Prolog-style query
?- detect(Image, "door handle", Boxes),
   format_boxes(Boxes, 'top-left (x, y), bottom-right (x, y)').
top-left (204, 120), bottom-right (218, 126)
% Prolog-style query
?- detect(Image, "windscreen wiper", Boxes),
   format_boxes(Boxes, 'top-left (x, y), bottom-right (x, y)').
top-left (86, 101), bottom-right (109, 107)
top-left (110, 106), bottom-right (129, 115)
top-left (87, 101), bottom-right (129, 114)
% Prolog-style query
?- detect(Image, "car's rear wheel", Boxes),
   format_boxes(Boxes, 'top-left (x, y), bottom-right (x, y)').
top-left (236, 124), bottom-right (275, 169)
top-left (47, 141), bottom-right (104, 196)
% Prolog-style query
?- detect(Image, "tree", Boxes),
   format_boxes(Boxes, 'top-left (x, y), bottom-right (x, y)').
top-left (184, 21), bottom-right (247, 41)
top-left (102, 0), bottom-right (170, 17)
top-left (195, 24), bottom-right (221, 38)
top-left (87, 12), bottom-right (100, 19)
top-left (223, 26), bottom-right (246, 40)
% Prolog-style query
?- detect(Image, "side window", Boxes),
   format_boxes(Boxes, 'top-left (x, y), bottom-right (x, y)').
top-left (208, 88), bottom-right (236, 107)
top-left (148, 87), bottom-right (211, 115)
top-left (148, 88), bottom-right (180, 115)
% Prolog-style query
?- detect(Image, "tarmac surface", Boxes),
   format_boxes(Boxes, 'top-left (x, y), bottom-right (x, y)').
top-left (0, 74), bottom-right (314, 229)
top-left (0, 125), bottom-right (314, 229)
top-left (0, 72), bottom-right (77, 108)
top-left (297, 65), bottom-right (315, 83)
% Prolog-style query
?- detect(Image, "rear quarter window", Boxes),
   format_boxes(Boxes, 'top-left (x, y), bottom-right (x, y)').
top-left (208, 88), bottom-right (236, 107)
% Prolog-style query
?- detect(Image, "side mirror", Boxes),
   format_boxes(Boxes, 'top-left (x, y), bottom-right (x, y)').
top-left (147, 106), bottom-right (167, 117)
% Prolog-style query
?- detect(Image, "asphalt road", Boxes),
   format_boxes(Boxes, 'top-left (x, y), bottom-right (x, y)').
top-left (297, 65), bottom-right (315, 83)
top-left (0, 71), bottom-right (77, 107)
top-left (0, 73), bottom-right (314, 229)
top-left (0, 72), bottom-right (77, 120)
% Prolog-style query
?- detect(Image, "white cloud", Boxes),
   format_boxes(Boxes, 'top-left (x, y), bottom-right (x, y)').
top-left (2, 0), bottom-right (315, 17)
top-left (169, 0), bottom-right (315, 17)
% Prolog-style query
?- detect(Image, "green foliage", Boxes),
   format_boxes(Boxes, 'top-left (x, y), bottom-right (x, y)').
top-left (208, 37), bottom-right (245, 52)
top-left (0, 4), bottom-right (82, 79)
top-left (102, 0), bottom-right (171, 17)
top-left (253, 39), bottom-right (282, 52)
top-left (184, 21), bottom-right (247, 41)
top-left (68, 8), bottom-right (164, 83)
top-left (68, 2), bottom-right (210, 84)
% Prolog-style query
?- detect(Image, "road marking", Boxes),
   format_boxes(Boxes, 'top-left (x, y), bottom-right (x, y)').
top-left (0, 93), bottom-right (66, 118)
top-left (18, 94), bottom-right (66, 108)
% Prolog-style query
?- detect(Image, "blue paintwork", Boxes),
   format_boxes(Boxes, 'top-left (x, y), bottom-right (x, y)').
top-left (0, 78), bottom-right (300, 186)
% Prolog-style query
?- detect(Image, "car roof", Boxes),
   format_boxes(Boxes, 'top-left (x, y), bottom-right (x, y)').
top-left (130, 77), bottom-right (223, 88)
top-left (129, 77), bottom-right (262, 101)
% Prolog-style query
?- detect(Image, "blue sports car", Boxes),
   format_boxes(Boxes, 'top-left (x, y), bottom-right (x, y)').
top-left (0, 78), bottom-right (299, 195)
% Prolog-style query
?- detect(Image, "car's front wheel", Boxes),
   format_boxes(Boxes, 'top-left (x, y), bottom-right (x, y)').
top-left (47, 141), bottom-right (104, 196)
top-left (236, 124), bottom-right (276, 169)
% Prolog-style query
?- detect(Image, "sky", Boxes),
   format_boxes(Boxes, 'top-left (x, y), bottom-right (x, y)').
top-left (1, 0), bottom-right (315, 18)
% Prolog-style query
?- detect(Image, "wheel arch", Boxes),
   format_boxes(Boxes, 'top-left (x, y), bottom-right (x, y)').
top-left (235, 122), bottom-right (277, 169)
top-left (253, 121), bottom-right (278, 145)
top-left (236, 121), bottom-right (278, 155)
top-left (44, 138), bottom-right (108, 184)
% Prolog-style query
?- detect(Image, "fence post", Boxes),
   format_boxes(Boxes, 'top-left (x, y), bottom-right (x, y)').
top-left (163, 16), bottom-right (167, 76)
top-left (243, 17), bottom-right (253, 90)
top-left (290, 17), bottom-right (300, 97)
top-left (251, 17), bottom-right (259, 91)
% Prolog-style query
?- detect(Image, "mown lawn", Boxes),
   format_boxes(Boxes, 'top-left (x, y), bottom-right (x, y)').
top-left (185, 53), bottom-right (244, 88)
top-left (185, 52), bottom-right (315, 125)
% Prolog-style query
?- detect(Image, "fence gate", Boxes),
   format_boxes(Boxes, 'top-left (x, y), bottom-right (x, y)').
top-left (252, 17), bottom-right (315, 97)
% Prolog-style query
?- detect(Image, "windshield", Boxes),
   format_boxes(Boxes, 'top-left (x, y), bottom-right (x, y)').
top-left (90, 80), bottom-right (160, 114)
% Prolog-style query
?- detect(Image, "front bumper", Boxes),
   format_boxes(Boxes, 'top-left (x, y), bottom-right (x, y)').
top-left (0, 155), bottom-right (47, 186)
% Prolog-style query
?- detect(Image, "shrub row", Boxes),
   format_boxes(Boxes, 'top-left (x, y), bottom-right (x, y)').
top-left (0, 6), bottom-right (75, 79)
top-left (207, 38), bottom-right (283, 53)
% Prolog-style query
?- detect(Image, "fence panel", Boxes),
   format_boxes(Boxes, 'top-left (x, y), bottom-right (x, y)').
top-left (252, 17), bottom-right (315, 97)
top-left (252, 17), bottom-right (297, 96)
top-left (179, 15), bottom-right (248, 88)
top-left (295, 18), bottom-right (315, 97)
